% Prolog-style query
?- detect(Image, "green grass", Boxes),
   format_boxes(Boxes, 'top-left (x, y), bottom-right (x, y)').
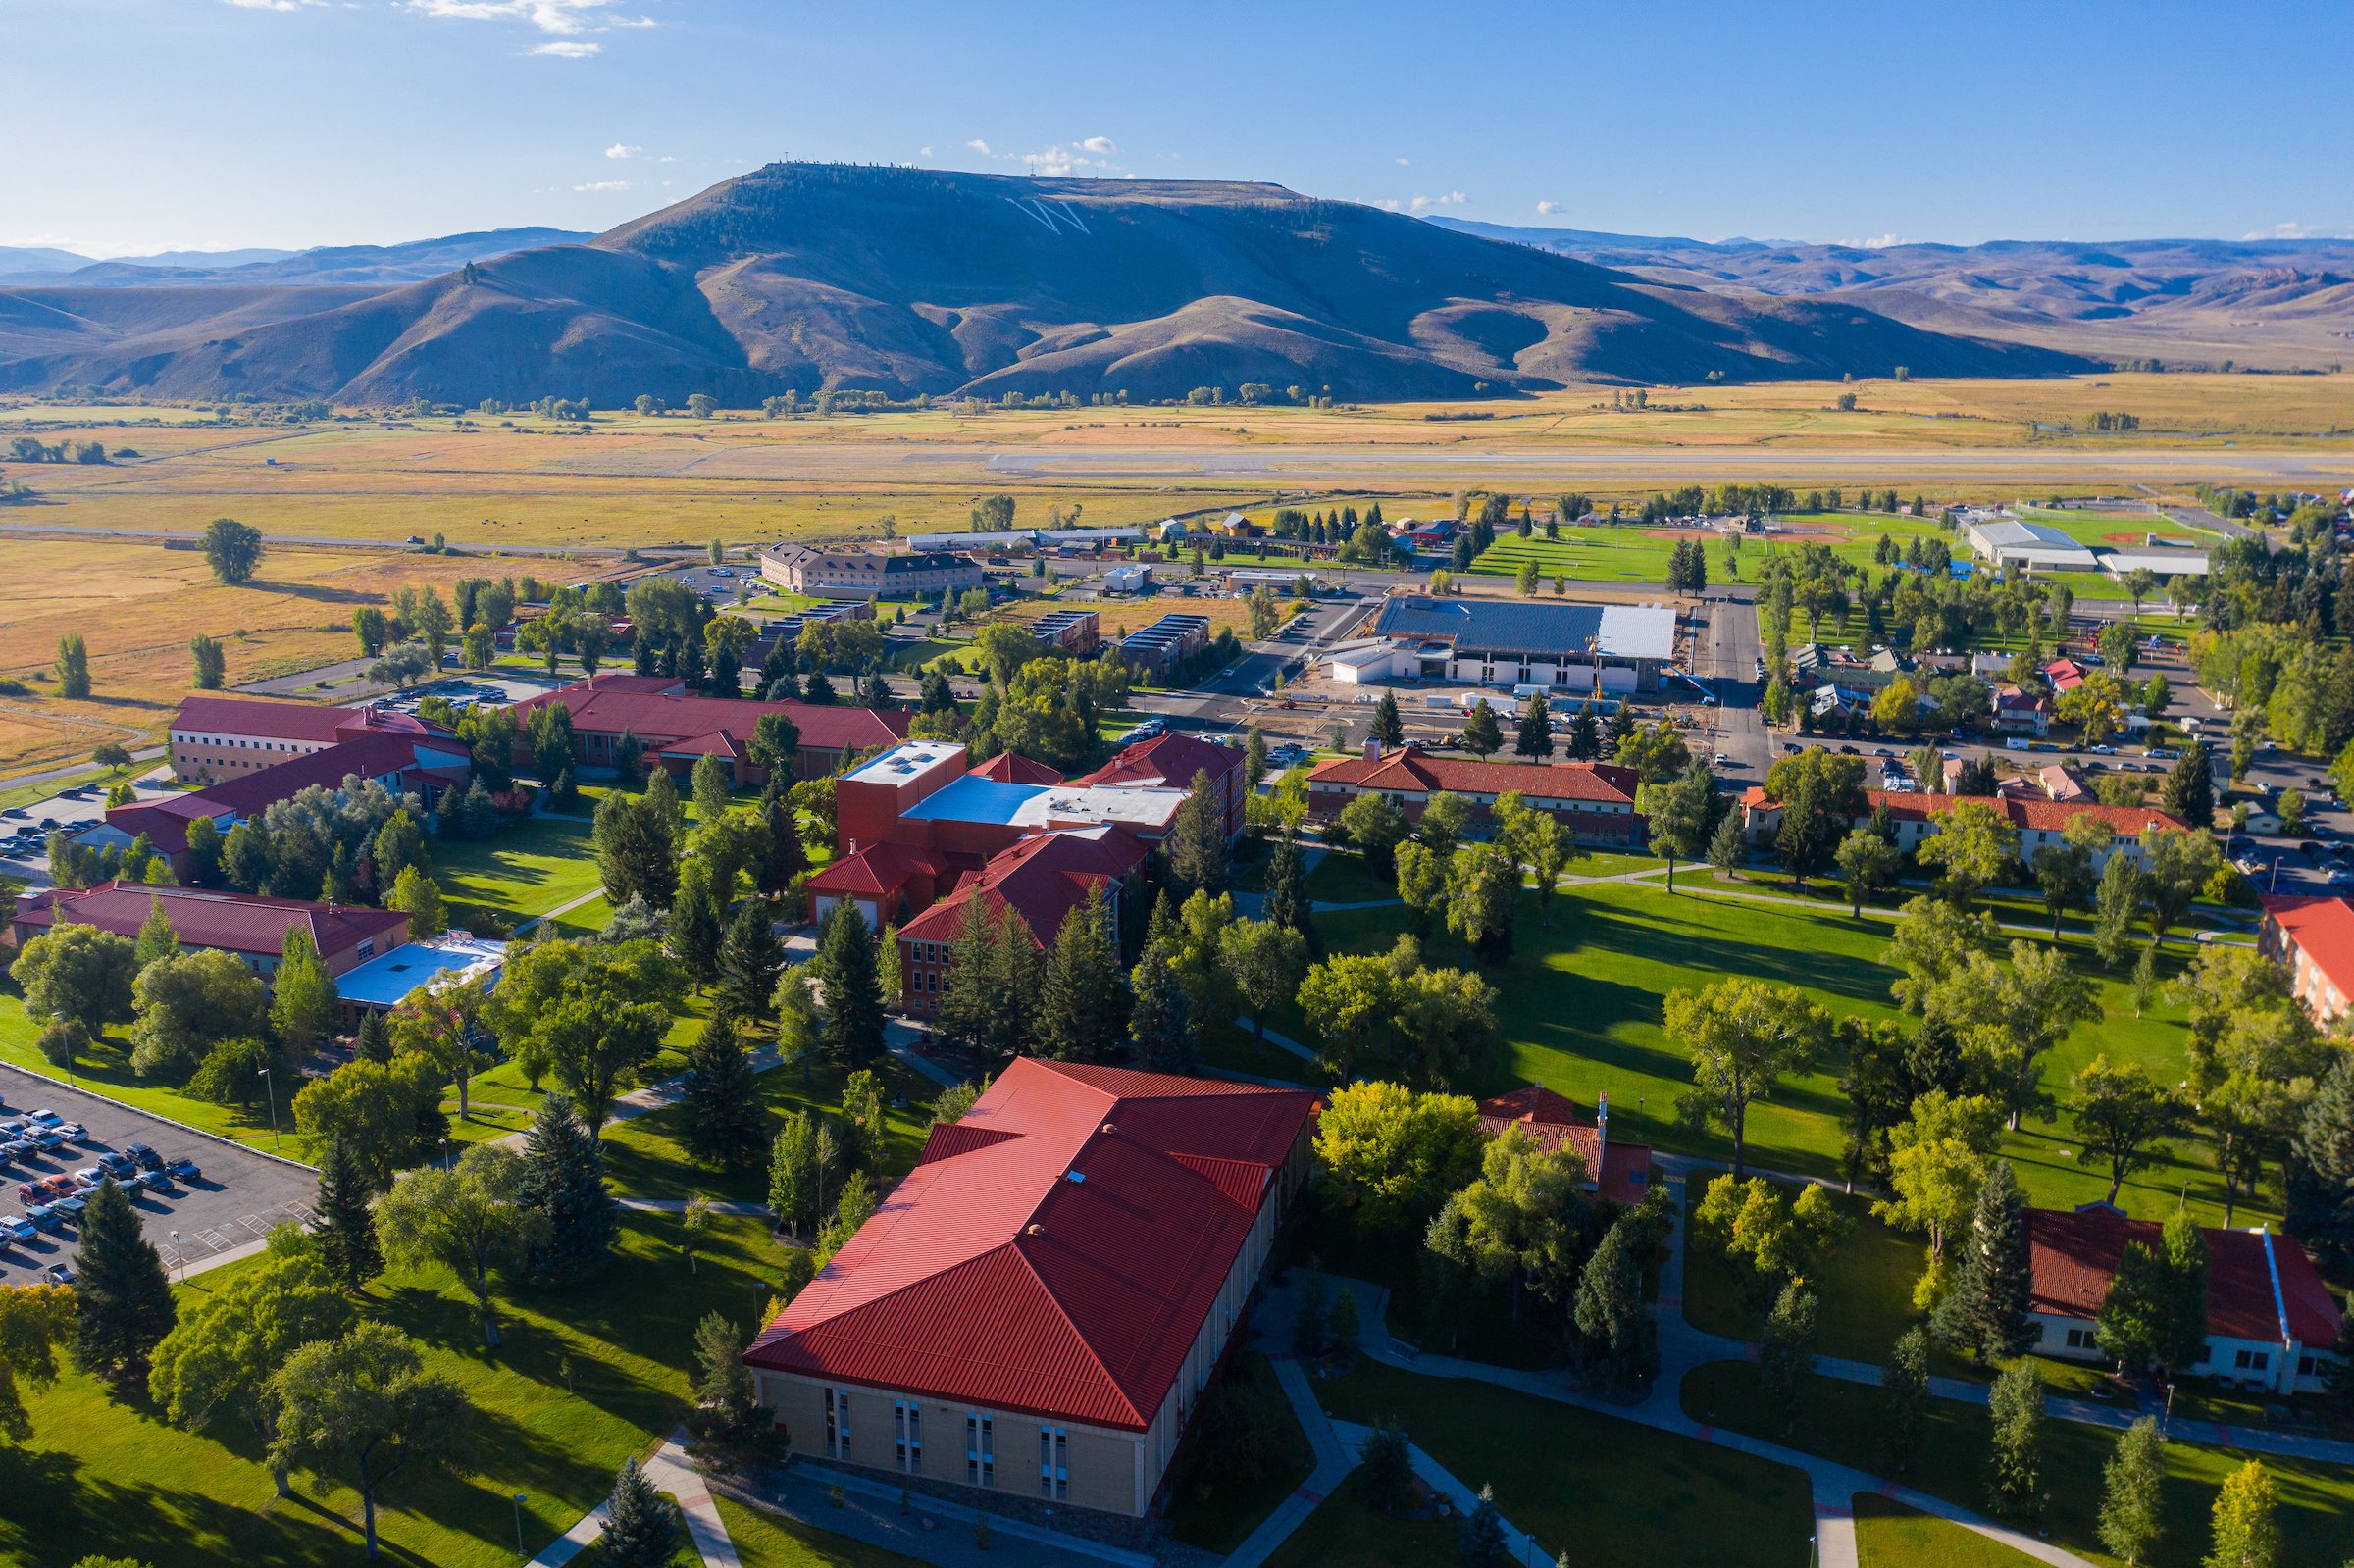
top-left (715, 1495), bottom-right (926, 1568)
top-left (1302, 849), bottom-right (1398, 906)
top-left (433, 815), bottom-right (606, 928)
top-left (1306, 877), bottom-right (2269, 1228)
top-left (0, 1211), bottom-right (792, 1568)
top-left (1852, 1493), bottom-right (2048, 1566)
top-left (1313, 1358), bottom-right (1816, 1567)
top-left (1682, 1361), bottom-right (2354, 1568)
top-left (600, 1055), bottom-right (940, 1205)
top-left (1259, 1469), bottom-right (1458, 1568)
top-left (0, 986), bottom-right (289, 1150)
top-left (1680, 1182), bottom-right (1932, 1365)
top-left (1163, 1352), bottom-right (1315, 1553)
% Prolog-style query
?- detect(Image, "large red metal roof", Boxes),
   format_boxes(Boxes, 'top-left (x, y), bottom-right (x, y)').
top-left (745, 1059), bottom-right (1313, 1432)
top-left (2026, 1205), bottom-right (2339, 1345)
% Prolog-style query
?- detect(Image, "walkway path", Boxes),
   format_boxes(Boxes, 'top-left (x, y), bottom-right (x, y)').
top-left (530, 1432), bottom-right (741, 1567)
top-left (1223, 1277), bottom-right (1366, 1568)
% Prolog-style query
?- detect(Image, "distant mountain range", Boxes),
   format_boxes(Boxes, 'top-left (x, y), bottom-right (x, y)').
top-left (0, 228), bottom-right (594, 288)
top-left (1430, 218), bottom-right (2354, 368)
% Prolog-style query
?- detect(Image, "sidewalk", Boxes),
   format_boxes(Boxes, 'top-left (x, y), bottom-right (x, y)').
top-left (530, 1432), bottom-right (741, 1567)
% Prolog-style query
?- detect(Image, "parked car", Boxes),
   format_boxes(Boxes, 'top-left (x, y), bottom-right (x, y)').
top-left (49, 1195), bottom-right (85, 1224)
top-left (24, 1203), bottom-right (66, 1235)
top-left (0, 1214), bottom-right (33, 1245)
top-left (0, 1140), bottom-right (33, 1167)
top-left (16, 1176), bottom-right (72, 1205)
top-left (68, 1166), bottom-right (104, 1190)
top-left (41, 1263), bottom-right (74, 1287)
top-left (95, 1152), bottom-right (135, 1181)
top-left (124, 1142), bottom-right (162, 1172)
top-left (134, 1168), bottom-right (174, 1194)
top-left (2299, 841), bottom-right (2325, 858)
top-left (166, 1156), bottom-right (201, 1183)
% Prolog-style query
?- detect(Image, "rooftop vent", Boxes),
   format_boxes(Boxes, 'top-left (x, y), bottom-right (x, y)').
top-left (1063, 1170), bottom-right (1086, 1185)
top-left (1100, 1123), bottom-right (1117, 1137)
top-left (1025, 1223), bottom-right (1046, 1236)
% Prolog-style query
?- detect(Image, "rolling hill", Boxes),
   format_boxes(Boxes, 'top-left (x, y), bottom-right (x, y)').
top-left (0, 165), bottom-right (2085, 405)
top-left (1431, 218), bottom-right (2354, 369)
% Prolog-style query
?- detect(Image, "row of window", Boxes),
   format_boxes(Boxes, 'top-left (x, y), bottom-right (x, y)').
top-left (2055, 1328), bottom-right (2321, 1380)
top-left (823, 1393), bottom-right (1068, 1498)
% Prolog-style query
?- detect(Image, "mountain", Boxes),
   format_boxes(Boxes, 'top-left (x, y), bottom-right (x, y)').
top-left (1430, 218), bottom-right (2354, 367)
top-left (0, 166), bottom-right (2085, 405)
top-left (0, 228), bottom-right (593, 288)
top-left (0, 245), bottom-right (97, 275)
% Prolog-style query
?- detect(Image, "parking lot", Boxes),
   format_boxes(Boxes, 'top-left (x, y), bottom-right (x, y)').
top-left (0, 1064), bottom-right (319, 1283)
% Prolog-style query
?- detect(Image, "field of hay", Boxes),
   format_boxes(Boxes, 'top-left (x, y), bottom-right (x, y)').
top-left (0, 537), bottom-right (499, 777)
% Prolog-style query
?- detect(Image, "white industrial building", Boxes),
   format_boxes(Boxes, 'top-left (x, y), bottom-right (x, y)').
top-left (1963, 519), bottom-right (2100, 574)
top-left (1325, 597), bottom-right (1676, 693)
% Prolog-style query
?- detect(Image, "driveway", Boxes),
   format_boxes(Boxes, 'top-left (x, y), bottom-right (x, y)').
top-left (0, 1064), bottom-right (318, 1283)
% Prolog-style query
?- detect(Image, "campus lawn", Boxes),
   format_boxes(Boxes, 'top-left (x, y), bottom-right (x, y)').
top-left (0, 986), bottom-right (288, 1151)
top-left (1301, 848), bottom-right (1398, 906)
top-left (1308, 875), bottom-right (2270, 1229)
top-left (1163, 1352), bottom-right (1315, 1554)
top-left (1680, 1361), bottom-right (2354, 1568)
top-left (434, 813), bottom-right (606, 929)
top-left (714, 1496), bottom-right (926, 1568)
top-left (1312, 1358), bottom-right (1816, 1567)
top-left (1851, 1494), bottom-right (2047, 1567)
top-left (1680, 1182), bottom-right (1931, 1365)
top-left (0, 1210), bottom-right (791, 1568)
top-left (1258, 1469), bottom-right (1458, 1568)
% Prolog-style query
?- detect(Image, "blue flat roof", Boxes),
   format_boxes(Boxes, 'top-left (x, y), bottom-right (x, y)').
top-left (334, 937), bottom-right (507, 1009)
top-left (900, 774), bottom-right (1047, 826)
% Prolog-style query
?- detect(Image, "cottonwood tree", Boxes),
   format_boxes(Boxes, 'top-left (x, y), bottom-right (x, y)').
top-left (1873, 1091), bottom-right (2002, 1308)
top-left (385, 865), bottom-right (447, 938)
top-left (1495, 791), bottom-right (1572, 926)
top-left (1692, 1175), bottom-right (1851, 1308)
top-left (10, 923), bottom-right (137, 1038)
top-left (269, 1323), bottom-right (471, 1561)
top-left (1311, 1082), bottom-right (1485, 1239)
top-left (291, 1055), bottom-right (448, 1189)
top-left (2098, 1418), bottom-right (2167, 1566)
top-left (1337, 791), bottom-right (1409, 879)
top-left (1393, 840), bottom-right (1447, 937)
top-left (1835, 828), bottom-right (1899, 916)
top-left (1424, 1126), bottom-right (1599, 1321)
top-left (1442, 841), bottom-right (1520, 959)
top-left (202, 516), bottom-right (265, 585)
top-left (2070, 1056), bottom-right (2186, 1204)
top-left (1916, 799), bottom-right (2018, 908)
top-left (1665, 977), bottom-right (1829, 1178)
top-left (375, 1142), bottom-right (546, 1347)
top-left (490, 938), bottom-right (683, 1129)
top-left (386, 975), bottom-right (488, 1122)
top-left (1220, 917), bottom-right (1306, 1041)
top-left (0, 1282), bottom-right (75, 1445)
top-left (2138, 825), bottom-right (2220, 945)
top-left (2031, 819), bottom-right (2107, 937)
top-left (1647, 760), bottom-right (1716, 893)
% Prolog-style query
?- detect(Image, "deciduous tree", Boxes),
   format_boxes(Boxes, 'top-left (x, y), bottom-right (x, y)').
top-left (375, 1143), bottom-right (545, 1347)
top-left (1665, 978), bottom-right (1829, 1177)
top-left (269, 1323), bottom-right (471, 1561)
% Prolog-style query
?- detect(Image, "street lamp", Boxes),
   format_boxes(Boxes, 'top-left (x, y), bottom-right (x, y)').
top-left (512, 1493), bottom-right (528, 1558)
top-left (258, 1068), bottom-right (281, 1149)
top-left (170, 1230), bottom-right (182, 1282)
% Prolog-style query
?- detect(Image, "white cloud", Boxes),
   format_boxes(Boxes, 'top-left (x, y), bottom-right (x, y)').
top-left (965, 139), bottom-right (993, 155)
top-left (918, 146), bottom-right (935, 158)
top-left (573, 178), bottom-right (632, 191)
top-left (530, 39), bottom-right (599, 55)
top-left (2245, 221), bottom-right (2353, 240)
top-left (1079, 135), bottom-right (1117, 155)
top-left (1407, 191), bottom-right (1467, 212)
top-left (407, 0), bottom-right (615, 33)
top-left (1536, 200), bottom-right (1561, 216)
top-left (1395, 157), bottom-right (1410, 167)
top-left (223, 0), bottom-right (323, 10)
top-left (604, 143), bottom-right (640, 160)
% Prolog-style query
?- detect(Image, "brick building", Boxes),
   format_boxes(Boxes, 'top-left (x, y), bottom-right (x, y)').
top-left (505, 673), bottom-right (909, 786)
top-left (7, 882), bottom-right (410, 978)
top-left (759, 543), bottom-right (985, 600)
top-left (744, 1060), bottom-right (1315, 1518)
top-left (1736, 785), bottom-right (2186, 870)
top-left (2256, 893), bottom-right (2354, 1023)
top-left (1305, 743), bottom-right (1645, 845)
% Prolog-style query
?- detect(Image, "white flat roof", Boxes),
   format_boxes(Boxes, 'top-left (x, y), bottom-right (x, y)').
top-left (2097, 548), bottom-right (2211, 577)
top-left (843, 739), bottom-right (967, 785)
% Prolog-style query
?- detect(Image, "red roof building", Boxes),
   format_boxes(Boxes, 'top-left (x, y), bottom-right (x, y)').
top-left (2258, 893), bottom-right (2354, 1023)
top-left (6, 881), bottom-right (410, 977)
top-left (2025, 1204), bottom-right (2343, 1393)
top-left (506, 672), bottom-right (909, 786)
top-left (744, 1059), bottom-right (1315, 1516)
top-left (1476, 1085), bottom-right (1653, 1207)
top-left (1075, 733), bottom-right (1247, 839)
top-left (168, 695), bottom-right (451, 784)
top-left (1737, 784), bottom-right (2184, 870)
top-left (896, 828), bottom-right (1151, 1016)
top-left (1306, 743), bottom-right (1644, 844)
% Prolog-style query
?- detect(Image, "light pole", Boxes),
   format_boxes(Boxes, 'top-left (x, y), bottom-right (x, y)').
top-left (170, 1230), bottom-right (182, 1282)
top-left (512, 1493), bottom-right (528, 1558)
top-left (258, 1068), bottom-right (281, 1149)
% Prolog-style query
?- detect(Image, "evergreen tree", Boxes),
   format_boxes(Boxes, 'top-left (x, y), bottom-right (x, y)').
top-left (1569, 1212), bottom-right (1656, 1396)
top-left (2287, 1057), bottom-right (2354, 1267)
top-left (982, 905), bottom-right (1043, 1056)
top-left (2204, 1460), bottom-right (2278, 1568)
top-left (72, 1178), bottom-right (176, 1380)
top-left (354, 1009), bottom-right (392, 1065)
top-left (713, 902), bottom-right (782, 1025)
top-left (931, 897), bottom-right (995, 1055)
top-left (682, 1015), bottom-right (765, 1173)
top-left (1168, 768), bottom-right (1231, 896)
top-left (1878, 1326), bottom-right (1929, 1477)
top-left (132, 895), bottom-right (179, 971)
top-left (1513, 692), bottom-right (1555, 759)
top-left (1459, 1484), bottom-right (1506, 1567)
top-left (1933, 1159), bottom-right (2035, 1361)
top-left (1461, 700), bottom-right (1504, 758)
top-left (2159, 741), bottom-right (2214, 829)
top-left (818, 901), bottom-right (885, 1066)
top-left (516, 1090), bottom-right (616, 1286)
top-left (1565, 703), bottom-right (1602, 761)
top-left (1756, 1283), bottom-right (1817, 1436)
top-left (1370, 691), bottom-right (1405, 747)
top-left (1260, 835), bottom-right (1319, 954)
top-left (598, 1456), bottom-right (680, 1568)
top-left (1037, 902), bottom-right (1121, 1062)
top-left (1129, 940), bottom-right (1194, 1071)
top-left (2099, 1417), bottom-right (2167, 1566)
top-left (312, 1137), bottom-right (385, 1292)
top-left (1607, 702), bottom-right (1636, 747)
top-left (668, 869), bottom-right (724, 987)
top-left (1707, 810), bottom-right (1747, 874)
top-left (1986, 1361), bottom-right (2044, 1520)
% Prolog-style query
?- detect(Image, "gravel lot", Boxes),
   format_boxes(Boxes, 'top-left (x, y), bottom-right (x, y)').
top-left (0, 1064), bottom-right (318, 1283)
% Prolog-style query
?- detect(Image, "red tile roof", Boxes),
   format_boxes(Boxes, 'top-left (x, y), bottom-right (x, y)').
top-left (746, 1058), bottom-right (1314, 1431)
top-left (509, 674), bottom-right (910, 755)
top-left (804, 841), bottom-right (947, 899)
top-left (2025, 1205), bottom-right (2340, 1345)
top-left (101, 730), bottom-right (473, 855)
top-left (13, 880), bottom-right (409, 962)
top-left (2260, 894), bottom-right (2354, 1005)
top-left (170, 694), bottom-right (363, 744)
top-left (971, 752), bottom-right (1065, 785)
top-left (1308, 745), bottom-right (1638, 805)
top-left (896, 828), bottom-right (1148, 949)
top-left (1743, 785), bottom-right (2184, 838)
top-left (1078, 733), bottom-right (1241, 790)
top-left (2045, 659), bottom-right (2089, 693)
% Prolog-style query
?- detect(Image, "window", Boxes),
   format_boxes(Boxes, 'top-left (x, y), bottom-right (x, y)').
top-left (965, 1414), bottom-right (994, 1487)
top-left (1040, 1428), bottom-right (1067, 1499)
top-left (2233, 1349), bottom-right (2270, 1371)
top-left (825, 1388), bottom-right (852, 1460)
top-left (356, 939), bottom-right (374, 961)
top-left (2064, 1328), bottom-right (2093, 1349)
top-left (2299, 1356), bottom-right (2317, 1378)
top-left (896, 1401), bottom-right (922, 1473)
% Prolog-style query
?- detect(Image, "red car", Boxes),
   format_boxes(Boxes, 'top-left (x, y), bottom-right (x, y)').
top-left (15, 1175), bottom-right (74, 1206)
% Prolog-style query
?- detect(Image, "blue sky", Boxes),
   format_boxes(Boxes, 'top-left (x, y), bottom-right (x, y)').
top-left (6, 0), bottom-right (2347, 256)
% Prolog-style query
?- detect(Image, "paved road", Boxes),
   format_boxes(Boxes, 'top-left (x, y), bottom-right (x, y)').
top-left (0, 520), bottom-right (622, 557)
top-left (0, 1063), bottom-right (317, 1283)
